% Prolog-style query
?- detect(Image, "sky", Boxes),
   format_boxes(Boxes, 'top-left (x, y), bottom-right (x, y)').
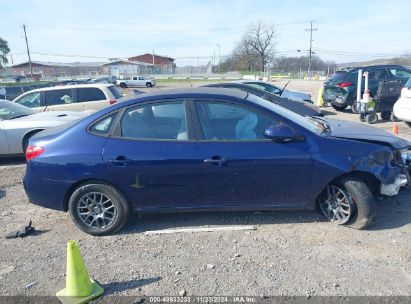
top-left (1, 0), bottom-right (411, 66)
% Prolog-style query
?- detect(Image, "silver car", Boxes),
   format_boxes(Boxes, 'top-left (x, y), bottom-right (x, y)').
top-left (0, 100), bottom-right (86, 156)
top-left (237, 80), bottom-right (313, 103)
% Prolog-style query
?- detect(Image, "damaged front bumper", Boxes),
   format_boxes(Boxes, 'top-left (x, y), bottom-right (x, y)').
top-left (380, 174), bottom-right (408, 196)
top-left (380, 148), bottom-right (411, 196)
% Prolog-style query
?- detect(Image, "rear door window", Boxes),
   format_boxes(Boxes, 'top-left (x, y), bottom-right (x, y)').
top-left (76, 88), bottom-right (106, 102)
top-left (44, 89), bottom-right (74, 105)
top-left (120, 101), bottom-right (188, 140)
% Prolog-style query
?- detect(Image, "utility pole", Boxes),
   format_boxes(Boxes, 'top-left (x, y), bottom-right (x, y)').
top-left (305, 21), bottom-right (317, 79)
top-left (22, 24), bottom-right (33, 78)
top-left (216, 43), bottom-right (221, 73)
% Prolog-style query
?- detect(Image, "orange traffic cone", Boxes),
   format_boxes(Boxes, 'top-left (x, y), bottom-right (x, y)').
top-left (393, 124), bottom-right (399, 135)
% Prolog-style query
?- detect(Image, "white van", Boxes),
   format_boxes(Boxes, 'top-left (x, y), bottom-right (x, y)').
top-left (13, 84), bottom-right (122, 113)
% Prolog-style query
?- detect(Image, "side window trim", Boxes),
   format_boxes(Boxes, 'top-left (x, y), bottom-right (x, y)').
top-left (110, 99), bottom-right (194, 142)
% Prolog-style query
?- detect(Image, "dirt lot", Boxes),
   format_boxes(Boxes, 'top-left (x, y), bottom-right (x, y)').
top-left (0, 80), bottom-right (410, 299)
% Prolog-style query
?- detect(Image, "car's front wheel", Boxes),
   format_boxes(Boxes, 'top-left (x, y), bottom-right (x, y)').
top-left (317, 177), bottom-right (376, 229)
top-left (68, 183), bottom-right (130, 235)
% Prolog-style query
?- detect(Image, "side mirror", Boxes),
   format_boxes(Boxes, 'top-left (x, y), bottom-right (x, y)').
top-left (264, 125), bottom-right (296, 142)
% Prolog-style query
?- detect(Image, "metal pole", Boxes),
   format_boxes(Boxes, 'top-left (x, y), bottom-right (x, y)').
top-left (357, 69), bottom-right (363, 102)
top-left (22, 24), bottom-right (33, 78)
top-left (216, 44), bottom-right (221, 73)
top-left (305, 21), bottom-right (317, 79)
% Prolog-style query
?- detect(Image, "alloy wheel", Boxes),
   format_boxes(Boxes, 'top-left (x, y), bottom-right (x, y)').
top-left (76, 192), bottom-right (117, 229)
top-left (319, 185), bottom-right (353, 224)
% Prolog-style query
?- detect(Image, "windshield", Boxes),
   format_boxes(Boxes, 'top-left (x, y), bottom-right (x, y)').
top-left (0, 101), bottom-right (35, 120)
top-left (245, 94), bottom-right (323, 133)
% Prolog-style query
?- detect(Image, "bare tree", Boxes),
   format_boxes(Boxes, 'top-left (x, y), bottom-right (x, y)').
top-left (243, 21), bottom-right (278, 72)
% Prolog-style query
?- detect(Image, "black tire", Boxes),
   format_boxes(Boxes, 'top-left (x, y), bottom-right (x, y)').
top-left (366, 113), bottom-right (378, 124)
top-left (406, 122), bottom-right (411, 127)
top-left (380, 111), bottom-right (391, 121)
top-left (318, 177), bottom-right (376, 229)
top-left (391, 114), bottom-right (400, 122)
top-left (146, 82), bottom-right (153, 87)
top-left (68, 183), bottom-right (130, 236)
top-left (119, 82), bottom-right (127, 88)
top-left (331, 103), bottom-right (347, 111)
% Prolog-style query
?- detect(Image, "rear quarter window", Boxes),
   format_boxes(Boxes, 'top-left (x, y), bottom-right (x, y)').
top-left (76, 88), bottom-right (107, 102)
top-left (89, 112), bottom-right (118, 135)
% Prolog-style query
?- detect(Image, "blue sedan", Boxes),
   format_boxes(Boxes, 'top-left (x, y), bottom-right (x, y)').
top-left (23, 88), bottom-right (410, 235)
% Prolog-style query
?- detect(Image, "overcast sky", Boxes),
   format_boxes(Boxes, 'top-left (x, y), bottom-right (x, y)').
top-left (1, 0), bottom-right (410, 66)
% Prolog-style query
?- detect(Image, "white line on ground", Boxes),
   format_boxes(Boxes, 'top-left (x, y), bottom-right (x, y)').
top-left (144, 225), bottom-right (257, 235)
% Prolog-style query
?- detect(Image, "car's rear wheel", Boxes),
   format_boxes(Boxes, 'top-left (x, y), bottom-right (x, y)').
top-left (68, 183), bottom-right (130, 235)
top-left (331, 103), bottom-right (347, 111)
top-left (317, 177), bottom-right (376, 229)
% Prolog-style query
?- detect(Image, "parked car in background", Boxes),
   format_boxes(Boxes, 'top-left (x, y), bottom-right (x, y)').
top-left (0, 100), bottom-right (86, 156)
top-left (393, 78), bottom-right (411, 127)
top-left (203, 82), bottom-right (322, 117)
top-left (23, 88), bottom-right (410, 235)
top-left (0, 83), bottom-right (55, 101)
top-left (323, 65), bottom-right (411, 112)
top-left (13, 84), bottom-right (121, 113)
top-left (116, 76), bottom-right (156, 88)
top-left (236, 80), bottom-right (313, 103)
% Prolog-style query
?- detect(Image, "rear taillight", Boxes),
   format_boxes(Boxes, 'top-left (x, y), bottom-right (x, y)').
top-left (26, 145), bottom-right (44, 161)
top-left (338, 81), bottom-right (353, 88)
top-left (109, 99), bottom-right (117, 105)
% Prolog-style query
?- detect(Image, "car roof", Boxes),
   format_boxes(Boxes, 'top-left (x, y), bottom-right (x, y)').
top-left (344, 65), bottom-right (409, 72)
top-left (114, 87), bottom-right (249, 107)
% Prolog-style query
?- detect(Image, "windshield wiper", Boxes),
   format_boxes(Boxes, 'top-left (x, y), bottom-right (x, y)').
top-left (8, 114), bottom-right (30, 120)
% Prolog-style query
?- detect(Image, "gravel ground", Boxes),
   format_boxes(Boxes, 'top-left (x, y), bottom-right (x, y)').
top-left (0, 80), bottom-right (410, 299)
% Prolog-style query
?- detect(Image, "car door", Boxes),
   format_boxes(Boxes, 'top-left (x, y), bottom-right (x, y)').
top-left (0, 122), bottom-right (10, 155)
top-left (44, 88), bottom-right (77, 111)
top-left (192, 99), bottom-right (313, 208)
top-left (137, 77), bottom-right (145, 86)
top-left (75, 87), bottom-right (109, 112)
top-left (102, 99), bottom-right (202, 211)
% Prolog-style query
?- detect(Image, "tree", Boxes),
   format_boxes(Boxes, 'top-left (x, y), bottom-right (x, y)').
top-left (0, 37), bottom-right (10, 68)
top-left (222, 21), bottom-right (278, 72)
top-left (243, 21), bottom-right (278, 72)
